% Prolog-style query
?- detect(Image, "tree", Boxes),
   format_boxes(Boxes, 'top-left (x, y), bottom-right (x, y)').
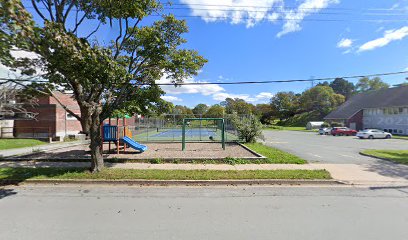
top-left (221, 98), bottom-right (254, 115)
top-left (254, 104), bottom-right (277, 124)
top-left (300, 86), bottom-right (345, 118)
top-left (192, 104), bottom-right (208, 116)
top-left (231, 114), bottom-right (264, 143)
top-left (329, 78), bottom-right (355, 99)
top-left (0, 0), bottom-right (206, 172)
top-left (270, 92), bottom-right (300, 120)
top-left (204, 104), bottom-right (225, 118)
top-left (356, 77), bottom-right (389, 92)
top-left (0, 83), bottom-right (36, 120)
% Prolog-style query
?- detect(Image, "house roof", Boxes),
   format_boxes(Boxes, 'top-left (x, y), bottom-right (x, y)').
top-left (325, 85), bottom-right (408, 120)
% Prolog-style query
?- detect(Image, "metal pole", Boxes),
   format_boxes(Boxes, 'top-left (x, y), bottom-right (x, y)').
top-left (182, 119), bottom-right (186, 151)
top-left (221, 119), bottom-right (225, 150)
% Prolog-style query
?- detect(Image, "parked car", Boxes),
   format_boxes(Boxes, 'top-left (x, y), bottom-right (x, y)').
top-left (356, 129), bottom-right (392, 139)
top-left (331, 127), bottom-right (358, 136)
top-left (318, 127), bottom-right (332, 135)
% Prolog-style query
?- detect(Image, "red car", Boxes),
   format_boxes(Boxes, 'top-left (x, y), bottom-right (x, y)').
top-left (331, 127), bottom-right (358, 136)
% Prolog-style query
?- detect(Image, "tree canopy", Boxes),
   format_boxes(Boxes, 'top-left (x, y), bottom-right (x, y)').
top-left (300, 86), bottom-right (345, 118)
top-left (192, 103), bottom-right (209, 116)
top-left (0, 0), bottom-right (207, 171)
top-left (270, 92), bottom-right (300, 120)
top-left (356, 77), bottom-right (389, 92)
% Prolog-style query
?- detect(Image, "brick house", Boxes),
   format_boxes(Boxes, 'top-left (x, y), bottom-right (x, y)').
top-left (14, 92), bottom-right (82, 139)
top-left (324, 86), bottom-right (408, 135)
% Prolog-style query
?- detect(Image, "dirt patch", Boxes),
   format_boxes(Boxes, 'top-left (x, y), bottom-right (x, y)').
top-left (11, 142), bottom-right (262, 160)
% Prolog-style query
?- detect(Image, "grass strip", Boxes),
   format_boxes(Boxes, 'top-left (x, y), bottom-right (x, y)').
top-left (393, 135), bottom-right (408, 141)
top-left (362, 150), bottom-right (408, 165)
top-left (0, 139), bottom-right (46, 150)
top-left (0, 168), bottom-right (330, 181)
top-left (244, 142), bottom-right (307, 164)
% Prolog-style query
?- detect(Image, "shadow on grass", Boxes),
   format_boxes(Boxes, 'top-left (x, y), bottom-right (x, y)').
top-left (10, 149), bottom-right (90, 161)
top-left (368, 151), bottom-right (408, 165)
top-left (0, 167), bottom-right (88, 185)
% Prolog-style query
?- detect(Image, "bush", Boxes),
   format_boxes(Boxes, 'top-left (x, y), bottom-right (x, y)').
top-left (232, 114), bottom-right (264, 143)
top-left (321, 122), bottom-right (330, 128)
top-left (330, 122), bottom-right (344, 127)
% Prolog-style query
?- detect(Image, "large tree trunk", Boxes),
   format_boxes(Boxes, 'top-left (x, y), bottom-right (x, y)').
top-left (89, 111), bottom-right (104, 172)
top-left (79, 106), bottom-right (92, 137)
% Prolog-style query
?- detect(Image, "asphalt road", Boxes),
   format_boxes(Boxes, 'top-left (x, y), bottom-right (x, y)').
top-left (1, 185), bottom-right (408, 240)
top-left (263, 130), bottom-right (408, 164)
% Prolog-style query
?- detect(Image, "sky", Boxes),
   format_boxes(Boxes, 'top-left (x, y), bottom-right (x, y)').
top-left (2, 0), bottom-right (408, 108)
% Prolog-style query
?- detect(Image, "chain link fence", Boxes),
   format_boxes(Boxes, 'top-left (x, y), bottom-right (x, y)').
top-left (131, 114), bottom-right (250, 142)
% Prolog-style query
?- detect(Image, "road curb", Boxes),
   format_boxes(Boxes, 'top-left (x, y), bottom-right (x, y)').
top-left (359, 152), bottom-right (396, 163)
top-left (0, 179), bottom-right (343, 186)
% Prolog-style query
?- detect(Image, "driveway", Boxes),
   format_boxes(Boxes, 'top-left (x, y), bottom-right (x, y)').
top-left (263, 130), bottom-right (408, 164)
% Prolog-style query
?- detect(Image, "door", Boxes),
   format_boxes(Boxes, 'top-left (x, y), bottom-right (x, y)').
top-left (349, 122), bottom-right (357, 130)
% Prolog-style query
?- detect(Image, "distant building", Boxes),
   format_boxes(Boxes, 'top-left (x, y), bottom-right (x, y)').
top-left (306, 121), bottom-right (324, 130)
top-left (324, 86), bottom-right (408, 135)
top-left (13, 92), bottom-right (82, 139)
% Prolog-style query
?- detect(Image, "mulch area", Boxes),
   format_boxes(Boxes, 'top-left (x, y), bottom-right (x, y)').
top-left (11, 142), bottom-right (261, 160)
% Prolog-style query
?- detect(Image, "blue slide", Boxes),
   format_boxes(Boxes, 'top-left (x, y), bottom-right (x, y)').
top-left (122, 136), bottom-right (148, 152)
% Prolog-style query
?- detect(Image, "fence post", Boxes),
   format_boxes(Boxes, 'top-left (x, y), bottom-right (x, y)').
top-left (221, 119), bottom-right (225, 150)
top-left (182, 119), bottom-right (186, 151)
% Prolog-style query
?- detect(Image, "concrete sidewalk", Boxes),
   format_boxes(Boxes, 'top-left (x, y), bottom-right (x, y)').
top-left (1, 161), bottom-right (408, 186)
top-left (0, 140), bottom-right (89, 158)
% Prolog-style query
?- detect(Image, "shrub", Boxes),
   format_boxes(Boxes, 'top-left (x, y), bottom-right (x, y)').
top-left (149, 158), bottom-right (162, 164)
top-left (232, 114), bottom-right (264, 143)
top-left (321, 122), bottom-right (330, 128)
top-left (330, 122), bottom-right (344, 127)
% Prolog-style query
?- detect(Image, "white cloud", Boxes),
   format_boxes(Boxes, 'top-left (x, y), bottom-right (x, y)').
top-left (213, 92), bottom-right (250, 101)
top-left (255, 92), bottom-right (274, 100)
top-left (277, 0), bottom-right (340, 37)
top-left (156, 75), bottom-right (273, 104)
top-left (213, 91), bottom-right (273, 103)
top-left (337, 38), bottom-right (353, 48)
top-left (179, 0), bottom-right (339, 36)
top-left (157, 75), bottom-right (225, 96)
top-left (358, 26), bottom-right (408, 52)
top-left (162, 95), bottom-right (183, 102)
top-left (180, 0), bottom-right (283, 28)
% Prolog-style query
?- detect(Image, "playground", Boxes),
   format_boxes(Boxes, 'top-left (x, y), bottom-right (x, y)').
top-left (5, 115), bottom-right (264, 161)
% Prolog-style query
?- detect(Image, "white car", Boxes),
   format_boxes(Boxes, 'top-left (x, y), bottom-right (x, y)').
top-left (356, 129), bottom-right (392, 139)
top-left (318, 127), bottom-right (331, 135)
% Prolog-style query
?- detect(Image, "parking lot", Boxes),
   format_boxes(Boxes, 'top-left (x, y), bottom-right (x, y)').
top-left (263, 130), bottom-right (408, 164)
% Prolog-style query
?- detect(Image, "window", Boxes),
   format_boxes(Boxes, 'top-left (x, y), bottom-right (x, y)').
top-left (393, 129), bottom-right (398, 133)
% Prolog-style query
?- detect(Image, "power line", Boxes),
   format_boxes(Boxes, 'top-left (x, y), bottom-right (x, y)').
top-left (150, 14), bottom-right (408, 22)
top-left (1, 71), bottom-right (407, 86)
top-left (161, 2), bottom-right (408, 12)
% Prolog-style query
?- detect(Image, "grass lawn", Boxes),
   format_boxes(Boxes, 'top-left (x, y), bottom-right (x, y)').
top-left (361, 150), bottom-right (408, 165)
top-left (244, 142), bottom-right (307, 164)
top-left (393, 135), bottom-right (408, 140)
top-left (0, 168), bottom-right (331, 181)
top-left (0, 139), bottom-right (46, 150)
